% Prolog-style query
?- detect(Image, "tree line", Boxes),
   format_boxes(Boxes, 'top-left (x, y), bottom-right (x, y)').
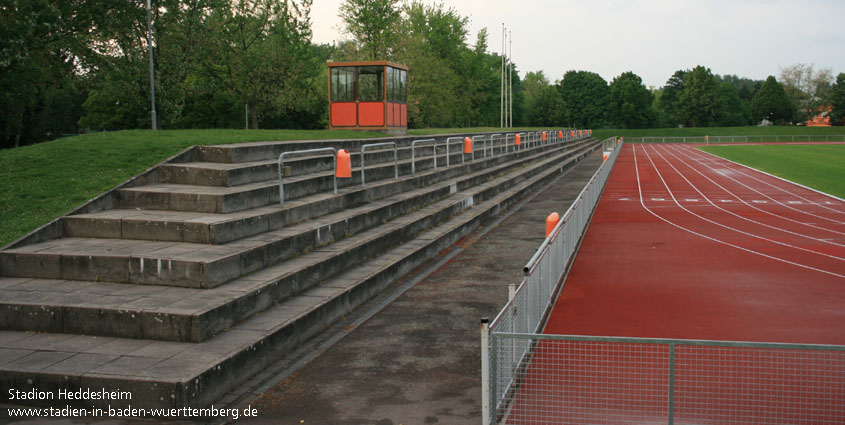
top-left (523, 64), bottom-right (845, 129)
top-left (2, 0), bottom-right (844, 149)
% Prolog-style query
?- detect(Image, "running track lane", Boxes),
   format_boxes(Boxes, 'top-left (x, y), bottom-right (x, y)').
top-left (543, 143), bottom-right (845, 345)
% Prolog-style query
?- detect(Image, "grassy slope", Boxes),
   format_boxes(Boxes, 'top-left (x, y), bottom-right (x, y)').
top-left (2, 126), bottom-right (843, 247)
top-left (0, 129), bottom-right (388, 247)
top-left (699, 144), bottom-right (845, 198)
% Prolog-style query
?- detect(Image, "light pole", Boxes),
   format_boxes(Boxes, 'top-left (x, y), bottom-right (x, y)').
top-left (140, 0), bottom-right (158, 130)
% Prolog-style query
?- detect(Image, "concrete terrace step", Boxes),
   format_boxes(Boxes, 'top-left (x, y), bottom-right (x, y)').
top-left (0, 140), bottom-right (599, 344)
top-left (160, 146), bottom-right (463, 187)
top-left (62, 139), bottom-right (594, 244)
top-left (0, 141), bottom-right (601, 412)
top-left (115, 138), bottom-right (573, 214)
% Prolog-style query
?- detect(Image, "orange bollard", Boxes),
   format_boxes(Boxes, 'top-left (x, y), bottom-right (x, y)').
top-left (515, 134), bottom-right (521, 146)
top-left (336, 149), bottom-right (352, 178)
top-left (570, 130), bottom-right (575, 137)
top-left (558, 131), bottom-right (563, 139)
top-left (464, 137), bottom-right (473, 154)
top-left (578, 130), bottom-right (582, 137)
top-left (542, 131), bottom-right (547, 141)
top-left (545, 212), bottom-right (560, 237)
top-left (602, 152), bottom-right (609, 162)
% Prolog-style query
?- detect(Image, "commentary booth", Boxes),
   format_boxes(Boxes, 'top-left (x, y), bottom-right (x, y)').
top-left (327, 61), bottom-right (408, 132)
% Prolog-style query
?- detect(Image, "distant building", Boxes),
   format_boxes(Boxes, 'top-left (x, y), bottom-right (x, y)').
top-left (806, 105), bottom-right (832, 127)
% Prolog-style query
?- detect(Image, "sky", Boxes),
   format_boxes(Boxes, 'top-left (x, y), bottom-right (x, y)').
top-left (310, 0), bottom-right (845, 88)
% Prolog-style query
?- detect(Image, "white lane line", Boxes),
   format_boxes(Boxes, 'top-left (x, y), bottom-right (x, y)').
top-left (693, 147), bottom-right (845, 219)
top-left (656, 145), bottom-right (845, 248)
top-left (671, 145), bottom-right (845, 236)
top-left (643, 145), bottom-right (844, 261)
top-left (632, 145), bottom-right (844, 279)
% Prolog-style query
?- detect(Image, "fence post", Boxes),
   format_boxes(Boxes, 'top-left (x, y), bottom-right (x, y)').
top-left (481, 318), bottom-right (491, 425)
top-left (668, 342), bottom-right (676, 425)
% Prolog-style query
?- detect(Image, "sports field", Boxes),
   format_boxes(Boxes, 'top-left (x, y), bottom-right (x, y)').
top-left (700, 144), bottom-right (845, 198)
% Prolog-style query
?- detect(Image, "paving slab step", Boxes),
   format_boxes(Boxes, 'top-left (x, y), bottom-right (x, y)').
top-left (0, 141), bottom-right (601, 411)
top-left (115, 138), bottom-right (580, 214)
top-left (62, 139), bottom-right (594, 244)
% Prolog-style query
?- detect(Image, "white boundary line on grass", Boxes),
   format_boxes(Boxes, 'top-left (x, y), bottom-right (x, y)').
top-left (696, 145), bottom-right (845, 212)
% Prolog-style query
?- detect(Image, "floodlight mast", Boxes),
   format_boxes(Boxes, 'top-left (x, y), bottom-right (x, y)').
top-left (501, 23), bottom-right (504, 128)
top-left (508, 30), bottom-right (512, 128)
top-left (142, 0), bottom-right (157, 130)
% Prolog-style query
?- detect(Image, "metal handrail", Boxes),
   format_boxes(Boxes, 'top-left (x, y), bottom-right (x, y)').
top-left (444, 136), bottom-right (464, 167)
top-left (473, 135), bottom-right (488, 159)
top-left (278, 147), bottom-right (337, 206)
top-left (361, 142), bottom-right (398, 186)
top-left (490, 134), bottom-right (503, 157)
top-left (411, 138), bottom-right (436, 175)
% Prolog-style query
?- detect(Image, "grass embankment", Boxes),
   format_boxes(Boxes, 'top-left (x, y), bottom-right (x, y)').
top-left (0, 129), bottom-right (388, 247)
top-left (699, 144), bottom-right (845, 198)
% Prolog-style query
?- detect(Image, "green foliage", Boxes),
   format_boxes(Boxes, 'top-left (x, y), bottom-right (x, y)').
top-left (558, 70), bottom-right (608, 128)
top-left (531, 85), bottom-right (569, 126)
top-left (678, 66), bottom-right (719, 127)
top-left (715, 82), bottom-right (750, 127)
top-left (608, 71), bottom-right (655, 129)
top-left (339, 0), bottom-right (401, 60)
top-left (701, 144), bottom-right (845, 198)
top-left (751, 76), bottom-right (793, 124)
top-left (829, 73), bottom-right (845, 126)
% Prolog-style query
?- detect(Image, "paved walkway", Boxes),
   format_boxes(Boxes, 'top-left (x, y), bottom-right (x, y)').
top-left (235, 150), bottom-right (603, 425)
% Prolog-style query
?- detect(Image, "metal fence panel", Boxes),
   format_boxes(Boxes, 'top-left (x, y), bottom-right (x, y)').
top-left (489, 334), bottom-right (845, 425)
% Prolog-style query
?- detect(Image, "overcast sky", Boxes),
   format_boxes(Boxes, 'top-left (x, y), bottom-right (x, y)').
top-left (310, 0), bottom-right (845, 88)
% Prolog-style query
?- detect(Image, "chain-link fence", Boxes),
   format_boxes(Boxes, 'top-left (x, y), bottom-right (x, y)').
top-left (481, 138), bottom-right (845, 424)
top-left (487, 334), bottom-right (845, 425)
top-left (481, 138), bottom-right (622, 423)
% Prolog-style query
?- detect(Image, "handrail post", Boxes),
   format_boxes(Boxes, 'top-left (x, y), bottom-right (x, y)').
top-left (279, 147), bottom-right (337, 207)
top-left (411, 139), bottom-right (435, 176)
top-left (480, 318), bottom-right (491, 425)
top-left (361, 142), bottom-right (398, 186)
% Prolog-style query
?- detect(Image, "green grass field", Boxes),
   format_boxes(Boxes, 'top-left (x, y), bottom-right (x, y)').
top-left (699, 144), bottom-right (845, 198)
top-left (2, 126), bottom-right (843, 247)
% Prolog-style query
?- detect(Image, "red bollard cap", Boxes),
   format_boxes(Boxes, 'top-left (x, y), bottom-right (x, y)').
top-left (464, 137), bottom-right (473, 154)
top-left (336, 149), bottom-right (352, 178)
top-left (545, 212), bottom-right (560, 238)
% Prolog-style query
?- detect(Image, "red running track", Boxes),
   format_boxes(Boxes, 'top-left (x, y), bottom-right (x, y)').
top-left (544, 143), bottom-right (845, 343)
top-left (501, 144), bottom-right (845, 424)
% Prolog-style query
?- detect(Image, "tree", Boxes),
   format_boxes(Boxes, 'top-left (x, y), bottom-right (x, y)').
top-left (531, 85), bottom-right (569, 126)
top-left (522, 70), bottom-right (550, 125)
top-left (656, 70), bottom-right (686, 127)
top-left (339, 0), bottom-right (401, 60)
top-left (829, 73), bottom-right (845, 126)
top-left (677, 65), bottom-right (718, 127)
top-left (779, 63), bottom-right (834, 122)
top-left (557, 70), bottom-right (608, 128)
top-left (608, 71), bottom-right (654, 129)
top-left (715, 82), bottom-right (750, 127)
top-left (751, 76), bottom-right (793, 124)
top-left (197, 0), bottom-right (314, 129)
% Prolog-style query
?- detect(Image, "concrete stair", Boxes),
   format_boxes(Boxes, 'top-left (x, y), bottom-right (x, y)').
top-left (0, 132), bottom-right (600, 410)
